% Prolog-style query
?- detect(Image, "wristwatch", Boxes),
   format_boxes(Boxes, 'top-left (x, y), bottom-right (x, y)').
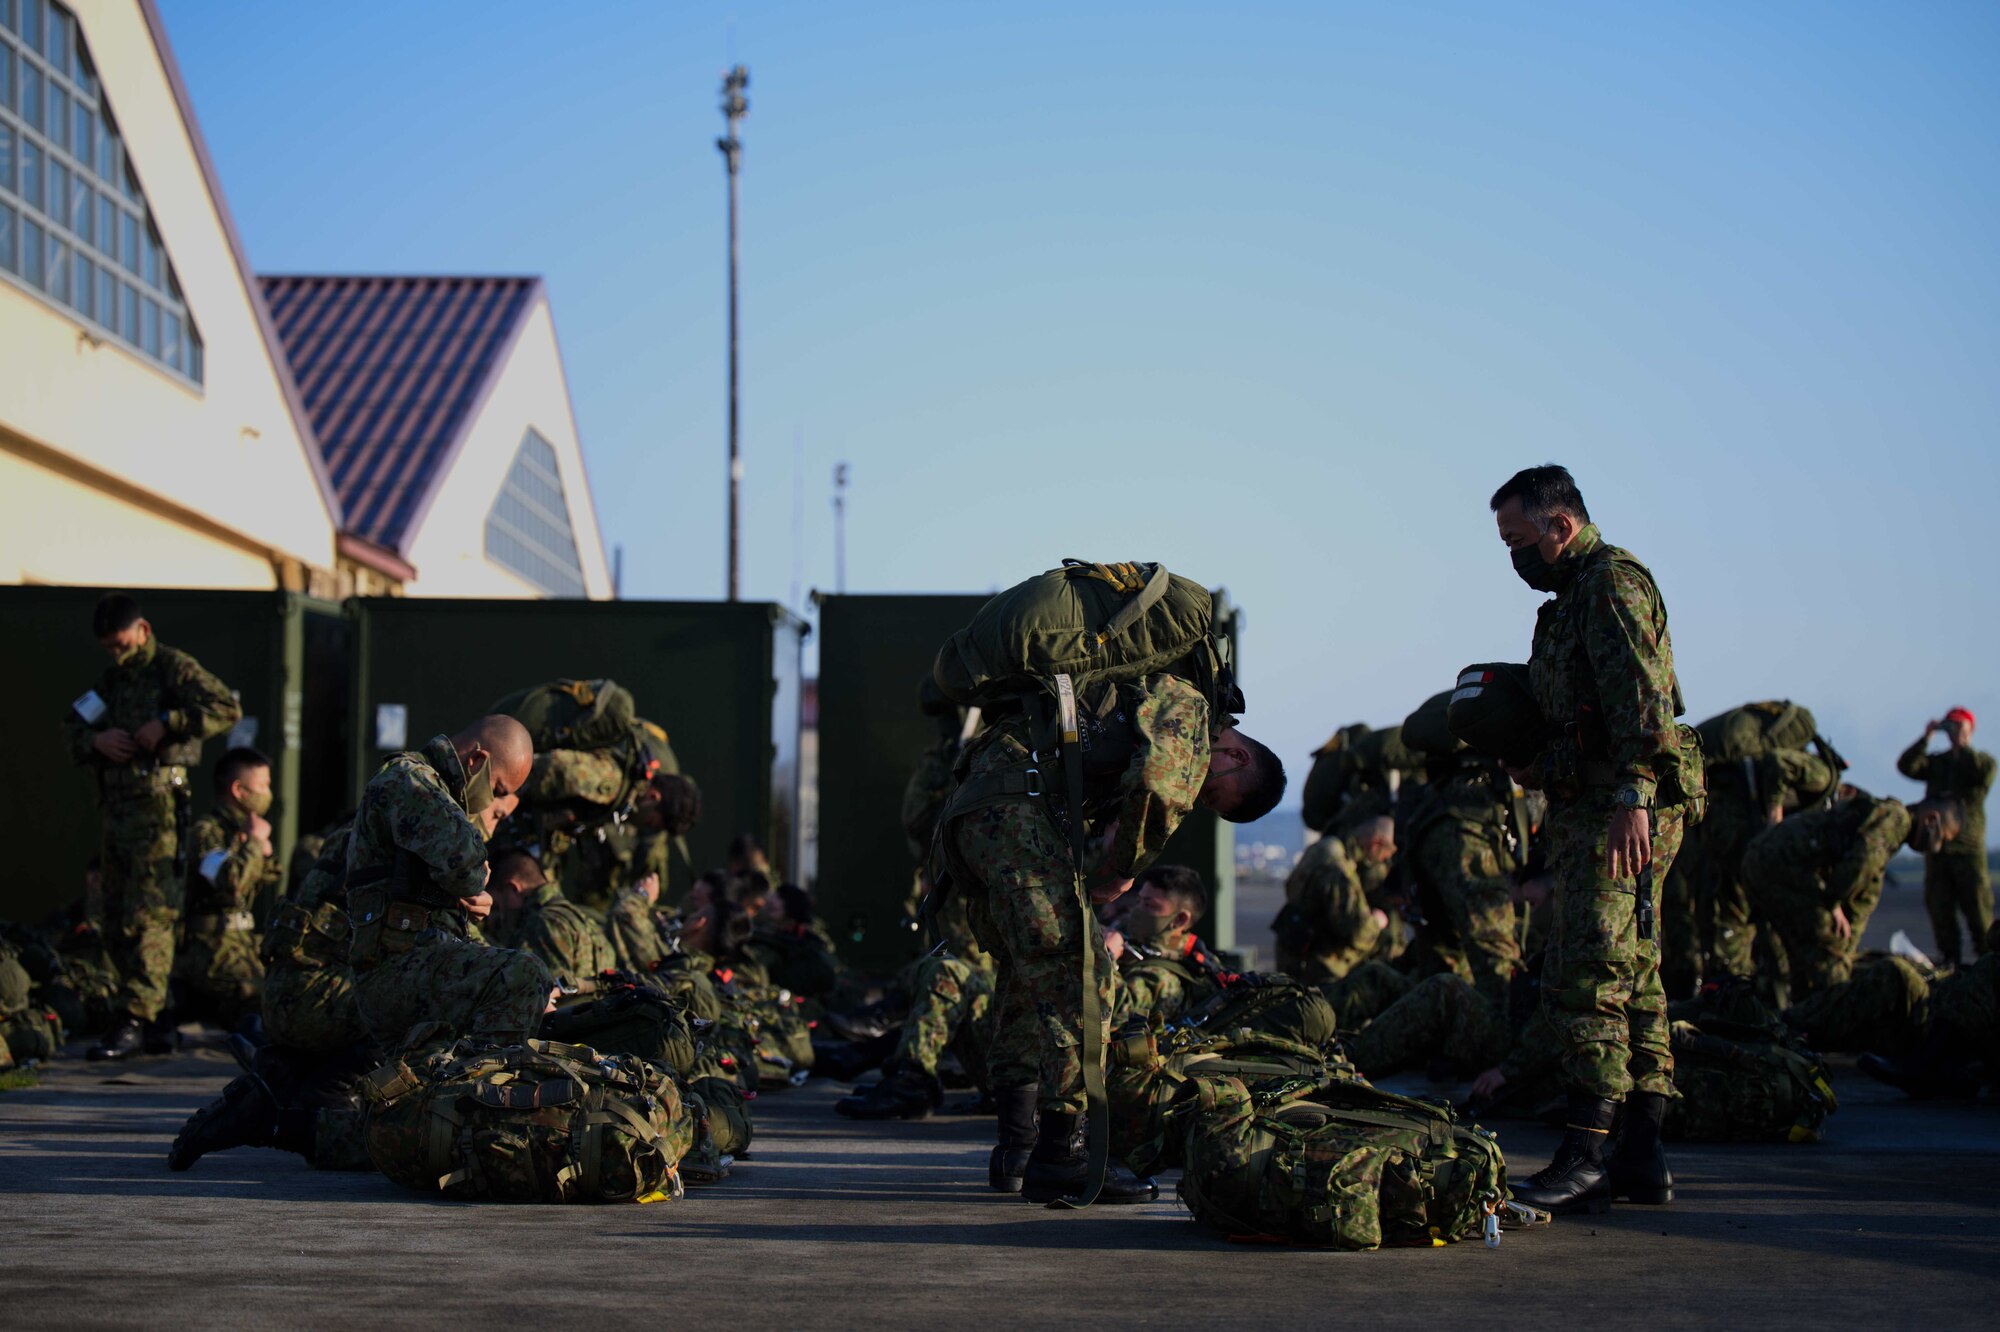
top-left (1613, 785), bottom-right (1651, 810)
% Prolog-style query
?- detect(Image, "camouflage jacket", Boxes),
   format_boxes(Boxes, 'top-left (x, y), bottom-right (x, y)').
top-left (1281, 834), bottom-right (1381, 961)
top-left (1897, 739), bottom-right (1994, 856)
top-left (604, 886), bottom-right (671, 973)
top-left (503, 882), bottom-right (620, 984)
top-left (184, 803), bottom-right (281, 918)
top-left (1751, 794), bottom-right (1911, 913)
top-left (346, 735), bottom-right (487, 927)
top-left (63, 637), bottom-right (240, 780)
top-left (902, 737), bottom-right (958, 863)
top-left (1526, 524), bottom-right (1694, 809)
top-left (1114, 935), bottom-right (1223, 1025)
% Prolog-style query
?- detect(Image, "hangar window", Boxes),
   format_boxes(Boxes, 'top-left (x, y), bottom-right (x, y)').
top-left (485, 429), bottom-right (588, 598)
top-left (0, 0), bottom-right (203, 385)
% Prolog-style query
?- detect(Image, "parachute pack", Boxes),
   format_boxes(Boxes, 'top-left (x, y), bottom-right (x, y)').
top-left (364, 1038), bottom-right (697, 1204)
top-left (1664, 981), bottom-right (1838, 1144)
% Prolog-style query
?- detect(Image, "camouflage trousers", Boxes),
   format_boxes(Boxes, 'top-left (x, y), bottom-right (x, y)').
top-left (1342, 972), bottom-right (1509, 1079)
top-left (1927, 951), bottom-right (2000, 1069)
top-left (1924, 852), bottom-right (1993, 967)
top-left (172, 922), bottom-right (264, 1028)
top-left (1704, 802), bottom-right (1768, 979)
top-left (1421, 827), bottom-right (1521, 1013)
top-left (891, 952), bottom-right (994, 1078)
top-left (353, 934), bottom-right (554, 1049)
top-left (263, 959), bottom-right (371, 1053)
top-left (99, 781), bottom-right (182, 1022)
top-left (1316, 960), bottom-right (1414, 1034)
top-left (1743, 850), bottom-right (1879, 1000)
top-left (1784, 955), bottom-right (1930, 1053)
top-left (955, 800), bottom-right (1112, 1115)
top-left (1542, 798), bottom-right (1683, 1100)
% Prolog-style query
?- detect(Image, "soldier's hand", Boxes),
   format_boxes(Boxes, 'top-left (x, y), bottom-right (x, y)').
top-left (1831, 905), bottom-right (1852, 940)
top-left (1765, 806), bottom-right (1784, 828)
top-left (1105, 930), bottom-right (1126, 961)
top-left (91, 729), bottom-right (137, 762)
top-left (1606, 807), bottom-right (1652, 881)
top-left (1925, 719), bottom-right (1940, 736)
top-left (1470, 1067), bottom-right (1507, 1099)
top-left (465, 890), bottom-right (494, 923)
top-left (133, 718), bottom-right (167, 752)
top-left (635, 873), bottom-right (661, 905)
top-left (248, 813), bottom-right (274, 856)
top-left (1089, 877), bottom-right (1134, 904)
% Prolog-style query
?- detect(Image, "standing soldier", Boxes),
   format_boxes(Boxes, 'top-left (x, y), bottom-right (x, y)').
top-left (1898, 709), bottom-right (1996, 966)
top-left (1490, 466), bottom-right (1704, 1214)
top-left (65, 594), bottom-right (241, 1062)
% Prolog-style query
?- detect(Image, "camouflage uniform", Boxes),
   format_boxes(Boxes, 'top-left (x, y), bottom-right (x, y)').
top-left (1274, 834), bottom-right (1381, 981)
top-left (499, 882), bottom-right (621, 986)
top-left (1113, 938), bottom-right (1223, 1026)
top-left (1401, 766), bottom-right (1527, 1013)
top-left (604, 886), bottom-right (672, 974)
top-left (1897, 738), bottom-right (1996, 964)
top-left (1316, 959), bottom-right (1416, 1032)
top-left (1342, 971), bottom-right (1511, 1078)
top-left (1744, 794), bottom-right (1911, 998)
top-left (945, 675), bottom-right (1210, 1116)
top-left (1924, 947), bottom-right (2000, 1072)
top-left (1524, 523), bottom-right (1698, 1102)
top-left (347, 736), bottom-right (552, 1046)
top-left (262, 821), bottom-right (370, 1052)
top-left (0, 946), bottom-right (63, 1068)
top-left (63, 638), bottom-right (240, 1022)
top-left (1707, 748), bottom-right (1838, 978)
top-left (173, 803), bottom-right (278, 1027)
top-left (887, 952), bottom-right (995, 1078)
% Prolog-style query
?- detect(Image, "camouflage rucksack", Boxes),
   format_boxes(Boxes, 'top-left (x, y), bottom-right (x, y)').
top-left (1663, 982), bottom-right (1837, 1143)
top-left (1696, 701), bottom-right (1821, 764)
top-left (1109, 1020), bottom-right (1355, 1175)
top-left (494, 678), bottom-right (640, 752)
top-left (1179, 975), bottom-right (1341, 1053)
top-left (1177, 1077), bottom-right (1523, 1250)
top-left (364, 1039), bottom-right (696, 1203)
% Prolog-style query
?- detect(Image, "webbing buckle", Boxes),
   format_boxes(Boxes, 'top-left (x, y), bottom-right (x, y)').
top-left (1023, 767), bottom-right (1042, 798)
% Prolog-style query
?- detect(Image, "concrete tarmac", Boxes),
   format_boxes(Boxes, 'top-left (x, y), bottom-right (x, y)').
top-left (3, 878), bottom-right (1995, 1329)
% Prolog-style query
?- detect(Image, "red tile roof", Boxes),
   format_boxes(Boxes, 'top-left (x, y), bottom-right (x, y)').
top-left (259, 274), bottom-right (539, 553)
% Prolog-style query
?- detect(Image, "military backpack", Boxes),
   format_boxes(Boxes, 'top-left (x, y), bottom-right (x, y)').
top-left (364, 1038), bottom-right (695, 1204)
top-left (1177, 1077), bottom-right (1523, 1250)
top-left (1696, 700), bottom-right (1820, 764)
top-left (1178, 975), bottom-right (1340, 1053)
top-left (541, 984), bottom-right (699, 1078)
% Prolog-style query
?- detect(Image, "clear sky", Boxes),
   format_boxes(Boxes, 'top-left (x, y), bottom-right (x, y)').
top-left (159, 0), bottom-right (1999, 813)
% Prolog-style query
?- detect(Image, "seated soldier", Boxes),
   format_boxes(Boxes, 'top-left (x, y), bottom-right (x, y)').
top-left (1272, 817), bottom-right (1395, 981)
top-left (1109, 865), bottom-right (1225, 1025)
top-left (486, 849), bottom-right (621, 987)
top-left (172, 747), bottom-right (280, 1033)
top-left (1745, 792), bottom-right (1961, 1001)
top-left (1784, 952), bottom-right (1935, 1054)
top-left (742, 882), bottom-right (842, 998)
top-left (602, 774), bottom-right (703, 969)
top-left (1861, 922), bottom-right (2000, 1099)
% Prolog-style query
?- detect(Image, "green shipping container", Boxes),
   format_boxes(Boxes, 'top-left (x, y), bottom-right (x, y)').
top-left (0, 586), bottom-right (348, 923)
top-left (813, 590), bottom-right (1239, 974)
top-left (348, 598), bottom-right (805, 891)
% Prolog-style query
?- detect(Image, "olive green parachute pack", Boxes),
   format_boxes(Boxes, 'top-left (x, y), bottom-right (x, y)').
top-left (1301, 725), bottom-right (1425, 835)
top-left (541, 984), bottom-right (698, 1078)
top-left (1447, 663), bottom-right (1548, 770)
top-left (1177, 1077), bottom-right (1534, 1250)
top-left (364, 1038), bottom-right (697, 1204)
top-left (1695, 700), bottom-right (1821, 764)
top-left (1180, 975), bottom-right (1341, 1053)
top-left (491, 677), bottom-right (681, 777)
top-left (1664, 980), bottom-right (1838, 1144)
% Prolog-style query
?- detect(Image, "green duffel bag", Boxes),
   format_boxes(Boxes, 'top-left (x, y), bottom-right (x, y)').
top-left (364, 1038), bottom-right (694, 1204)
top-left (492, 678), bottom-right (639, 753)
top-left (1177, 1078), bottom-right (1517, 1250)
top-left (933, 560), bottom-right (1232, 716)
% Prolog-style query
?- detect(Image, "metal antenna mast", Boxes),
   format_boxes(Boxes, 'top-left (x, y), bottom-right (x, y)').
top-left (832, 462), bottom-right (850, 594)
top-left (717, 64), bottom-right (749, 600)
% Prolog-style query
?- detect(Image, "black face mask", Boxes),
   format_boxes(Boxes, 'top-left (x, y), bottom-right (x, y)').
top-left (1511, 543), bottom-right (1563, 592)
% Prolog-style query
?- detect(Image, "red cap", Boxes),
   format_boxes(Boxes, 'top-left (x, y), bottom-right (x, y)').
top-left (1946, 707), bottom-right (1976, 729)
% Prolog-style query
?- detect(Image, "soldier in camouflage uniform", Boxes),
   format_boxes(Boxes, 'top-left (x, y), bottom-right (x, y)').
top-left (1745, 792), bottom-right (1959, 1000)
top-left (1109, 866), bottom-right (1224, 1024)
top-left (1705, 745), bottom-right (1839, 982)
top-left (1898, 710), bottom-right (1996, 966)
top-left (0, 945), bottom-right (63, 1071)
top-left (1493, 466), bottom-right (1704, 1213)
top-left (171, 748), bottom-right (279, 1030)
top-left (1785, 953), bottom-right (1934, 1054)
top-left (486, 848), bottom-right (621, 985)
top-left (65, 594), bottom-right (242, 1061)
top-left (935, 671), bottom-right (1285, 1205)
top-left (512, 750), bottom-right (700, 911)
top-left (1862, 922), bottom-right (2000, 1098)
top-left (1271, 819), bottom-right (1393, 981)
top-left (347, 718), bottom-right (554, 1047)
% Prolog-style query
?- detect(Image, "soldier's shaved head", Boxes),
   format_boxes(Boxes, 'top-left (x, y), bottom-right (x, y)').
top-left (1352, 814), bottom-right (1397, 863)
top-left (453, 715), bottom-right (535, 796)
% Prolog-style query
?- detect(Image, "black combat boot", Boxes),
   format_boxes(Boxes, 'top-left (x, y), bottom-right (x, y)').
top-left (988, 1084), bottom-right (1037, 1192)
top-left (1605, 1090), bottom-right (1673, 1205)
top-left (142, 1018), bottom-right (183, 1055)
top-left (1509, 1092), bottom-right (1617, 1215)
top-left (87, 1018), bottom-right (145, 1062)
top-left (810, 1030), bottom-right (899, 1083)
top-left (1018, 1110), bottom-right (1160, 1207)
top-left (834, 1064), bottom-right (941, 1120)
top-left (823, 996), bottom-right (907, 1043)
top-left (168, 1073), bottom-right (280, 1170)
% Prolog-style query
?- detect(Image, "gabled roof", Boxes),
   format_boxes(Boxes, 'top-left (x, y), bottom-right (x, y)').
top-left (258, 274), bottom-right (540, 553)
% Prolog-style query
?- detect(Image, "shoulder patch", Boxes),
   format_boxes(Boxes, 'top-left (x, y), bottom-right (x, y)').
top-left (199, 848), bottom-right (230, 884)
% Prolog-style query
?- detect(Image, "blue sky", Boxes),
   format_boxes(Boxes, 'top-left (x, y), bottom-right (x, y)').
top-left (160, 1), bottom-right (1999, 813)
